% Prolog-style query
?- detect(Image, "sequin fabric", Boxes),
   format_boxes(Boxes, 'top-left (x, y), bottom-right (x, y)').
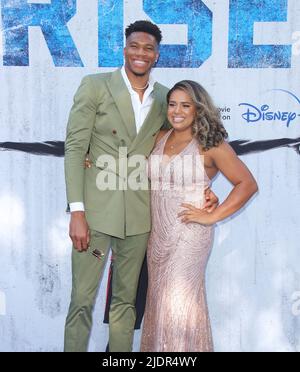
top-left (141, 129), bottom-right (214, 352)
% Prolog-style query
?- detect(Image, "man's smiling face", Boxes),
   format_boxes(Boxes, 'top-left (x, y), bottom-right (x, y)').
top-left (124, 32), bottom-right (159, 77)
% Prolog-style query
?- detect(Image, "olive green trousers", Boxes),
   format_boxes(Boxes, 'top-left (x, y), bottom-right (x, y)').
top-left (64, 230), bottom-right (149, 352)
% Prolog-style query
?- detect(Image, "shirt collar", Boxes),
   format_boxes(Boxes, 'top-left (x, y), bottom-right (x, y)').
top-left (121, 66), bottom-right (155, 94)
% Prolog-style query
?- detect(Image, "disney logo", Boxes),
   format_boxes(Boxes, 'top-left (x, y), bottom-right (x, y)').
top-left (239, 103), bottom-right (299, 127)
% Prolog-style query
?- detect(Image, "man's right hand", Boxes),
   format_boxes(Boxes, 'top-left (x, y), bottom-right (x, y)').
top-left (69, 211), bottom-right (90, 252)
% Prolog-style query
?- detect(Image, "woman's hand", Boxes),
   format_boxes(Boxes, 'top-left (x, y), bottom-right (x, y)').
top-left (84, 155), bottom-right (92, 168)
top-left (178, 203), bottom-right (216, 226)
top-left (203, 188), bottom-right (219, 213)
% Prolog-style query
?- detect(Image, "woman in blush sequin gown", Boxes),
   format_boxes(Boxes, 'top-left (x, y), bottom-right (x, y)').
top-left (141, 81), bottom-right (258, 352)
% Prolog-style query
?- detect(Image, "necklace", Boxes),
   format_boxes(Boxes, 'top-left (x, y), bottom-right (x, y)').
top-left (131, 82), bottom-right (149, 91)
top-left (169, 138), bottom-right (192, 150)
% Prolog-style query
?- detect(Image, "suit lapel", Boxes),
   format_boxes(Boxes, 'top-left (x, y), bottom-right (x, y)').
top-left (106, 69), bottom-right (137, 141)
top-left (129, 84), bottom-right (164, 153)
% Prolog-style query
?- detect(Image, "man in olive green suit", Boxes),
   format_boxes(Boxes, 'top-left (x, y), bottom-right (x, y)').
top-left (64, 21), bottom-right (169, 352)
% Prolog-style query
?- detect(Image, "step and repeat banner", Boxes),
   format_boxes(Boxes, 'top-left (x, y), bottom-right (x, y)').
top-left (0, 0), bottom-right (300, 352)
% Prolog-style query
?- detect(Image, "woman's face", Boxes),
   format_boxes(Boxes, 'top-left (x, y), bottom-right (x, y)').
top-left (167, 89), bottom-right (197, 132)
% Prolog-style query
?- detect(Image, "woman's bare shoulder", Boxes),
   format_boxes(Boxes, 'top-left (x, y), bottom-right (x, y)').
top-left (155, 129), bottom-right (169, 145)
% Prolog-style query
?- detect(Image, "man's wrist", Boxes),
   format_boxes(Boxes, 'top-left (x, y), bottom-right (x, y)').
top-left (71, 211), bottom-right (86, 217)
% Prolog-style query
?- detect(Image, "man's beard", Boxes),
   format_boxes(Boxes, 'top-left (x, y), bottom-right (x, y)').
top-left (127, 63), bottom-right (152, 77)
top-left (132, 70), bottom-right (150, 77)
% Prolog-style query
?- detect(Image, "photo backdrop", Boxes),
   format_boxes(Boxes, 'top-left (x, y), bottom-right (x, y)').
top-left (0, 0), bottom-right (300, 352)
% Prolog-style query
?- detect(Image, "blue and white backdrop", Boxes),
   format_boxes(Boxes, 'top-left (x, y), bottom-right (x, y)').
top-left (0, 0), bottom-right (300, 352)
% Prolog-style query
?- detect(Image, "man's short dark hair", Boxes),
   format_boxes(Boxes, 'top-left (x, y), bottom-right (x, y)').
top-left (125, 20), bottom-right (162, 45)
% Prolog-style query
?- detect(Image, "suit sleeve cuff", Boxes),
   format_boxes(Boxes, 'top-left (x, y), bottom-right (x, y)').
top-left (69, 202), bottom-right (85, 212)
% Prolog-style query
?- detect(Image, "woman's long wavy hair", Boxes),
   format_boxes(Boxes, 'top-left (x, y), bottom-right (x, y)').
top-left (167, 80), bottom-right (228, 151)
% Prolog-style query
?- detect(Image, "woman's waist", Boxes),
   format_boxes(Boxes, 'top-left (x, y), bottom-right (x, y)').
top-left (151, 188), bottom-right (206, 208)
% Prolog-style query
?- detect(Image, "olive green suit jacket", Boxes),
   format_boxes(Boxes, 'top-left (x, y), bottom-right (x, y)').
top-left (65, 69), bottom-right (169, 239)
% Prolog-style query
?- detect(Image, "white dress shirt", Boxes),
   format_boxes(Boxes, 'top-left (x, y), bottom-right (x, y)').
top-left (120, 66), bottom-right (155, 133)
top-left (69, 67), bottom-right (156, 212)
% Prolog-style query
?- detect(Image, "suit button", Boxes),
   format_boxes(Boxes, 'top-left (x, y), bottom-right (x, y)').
top-left (112, 129), bottom-right (117, 135)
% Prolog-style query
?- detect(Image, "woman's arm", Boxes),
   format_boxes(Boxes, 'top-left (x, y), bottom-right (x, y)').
top-left (179, 142), bottom-right (258, 225)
